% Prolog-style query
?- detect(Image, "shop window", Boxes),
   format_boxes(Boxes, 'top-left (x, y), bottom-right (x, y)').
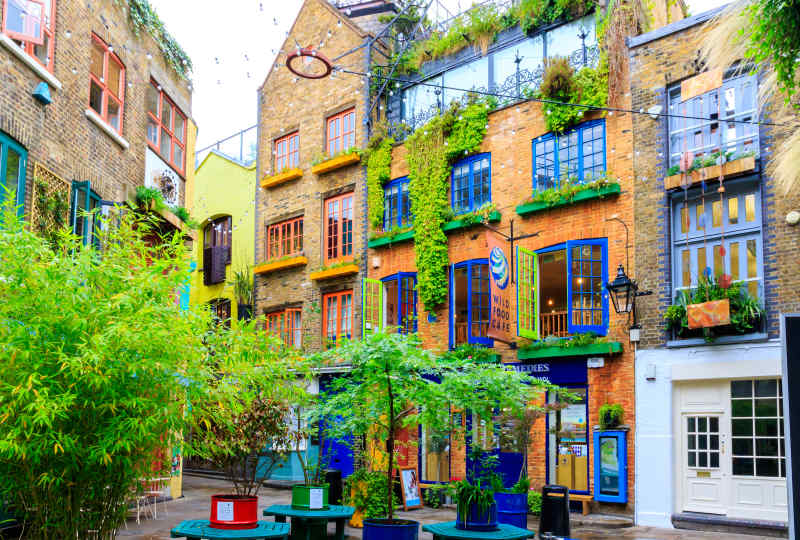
top-left (89, 33), bottom-right (125, 134)
top-left (209, 298), bottom-right (231, 328)
top-left (326, 108), bottom-right (355, 156)
top-left (203, 216), bottom-right (231, 285)
top-left (451, 260), bottom-right (491, 347)
top-left (324, 193), bottom-right (353, 264)
top-left (731, 379), bottom-right (785, 478)
top-left (274, 131), bottom-right (299, 172)
top-left (420, 423), bottom-right (450, 483)
top-left (547, 388), bottom-right (589, 492)
top-left (362, 274), bottom-right (417, 335)
top-left (3, 0), bottom-right (55, 72)
top-left (384, 177), bottom-right (412, 229)
top-left (672, 180), bottom-right (763, 300)
top-left (266, 308), bottom-right (302, 348)
top-left (147, 81), bottom-right (187, 174)
top-left (451, 153), bottom-right (490, 214)
top-left (533, 120), bottom-right (605, 191)
top-left (266, 216), bottom-right (303, 260)
top-left (323, 290), bottom-right (353, 349)
top-left (0, 131), bottom-right (27, 214)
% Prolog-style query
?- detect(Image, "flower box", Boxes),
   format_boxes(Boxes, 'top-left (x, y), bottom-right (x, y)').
top-left (664, 156), bottom-right (756, 190)
top-left (311, 152), bottom-right (360, 175)
top-left (517, 341), bottom-right (623, 360)
top-left (261, 168), bottom-right (302, 189)
top-left (515, 183), bottom-right (621, 217)
top-left (368, 228), bottom-right (415, 248)
top-left (309, 263), bottom-right (359, 280)
top-left (253, 255), bottom-right (307, 275)
top-left (442, 210), bottom-right (502, 232)
top-left (687, 299), bottom-right (731, 329)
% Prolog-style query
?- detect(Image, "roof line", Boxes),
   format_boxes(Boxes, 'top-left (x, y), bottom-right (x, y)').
top-left (196, 149), bottom-right (255, 172)
top-left (628, 4), bottom-right (729, 48)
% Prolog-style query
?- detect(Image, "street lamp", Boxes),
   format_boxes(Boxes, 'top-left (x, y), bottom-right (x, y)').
top-left (607, 264), bottom-right (637, 314)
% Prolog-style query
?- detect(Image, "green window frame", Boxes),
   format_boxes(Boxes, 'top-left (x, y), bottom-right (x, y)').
top-left (0, 131), bottom-right (28, 215)
top-left (362, 277), bottom-right (384, 335)
top-left (516, 246), bottom-right (539, 339)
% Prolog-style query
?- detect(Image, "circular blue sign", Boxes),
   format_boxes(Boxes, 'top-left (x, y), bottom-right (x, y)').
top-left (490, 247), bottom-right (509, 290)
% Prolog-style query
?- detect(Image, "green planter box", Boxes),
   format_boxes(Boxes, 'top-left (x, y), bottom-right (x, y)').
top-left (442, 210), bottom-right (502, 232)
top-left (516, 184), bottom-right (621, 217)
top-left (368, 211), bottom-right (502, 249)
top-left (517, 341), bottom-right (623, 360)
top-left (291, 484), bottom-right (329, 511)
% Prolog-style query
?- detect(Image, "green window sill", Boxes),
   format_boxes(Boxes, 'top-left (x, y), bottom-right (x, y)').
top-left (516, 341), bottom-right (623, 360)
top-left (368, 211), bottom-right (502, 249)
top-left (515, 183), bottom-right (621, 217)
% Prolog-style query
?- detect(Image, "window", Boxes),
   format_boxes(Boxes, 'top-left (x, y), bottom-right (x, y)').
top-left (0, 131), bottom-right (27, 214)
top-left (672, 181), bottom-right (763, 300)
top-left (70, 180), bottom-right (100, 246)
top-left (274, 132), bottom-right (299, 172)
top-left (323, 290), bottom-right (353, 348)
top-left (731, 379), bottom-right (785, 478)
top-left (326, 108), bottom-right (355, 156)
top-left (451, 153), bottom-right (490, 214)
top-left (89, 34), bottom-right (125, 134)
top-left (383, 177), bottom-right (411, 229)
top-left (533, 120), bottom-right (605, 191)
top-left (516, 247), bottom-right (539, 339)
top-left (3, 0), bottom-right (55, 72)
top-left (547, 387), bottom-right (589, 491)
top-left (686, 415), bottom-right (721, 469)
top-left (451, 260), bottom-right (491, 347)
top-left (266, 308), bottom-right (302, 348)
top-left (668, 73), bottom-right (757, 169)
top-left (146, 81), bottom-right (186, 174)
top-left (204, 216), bottom-right (232, 262)
top-left (420, 422), bottom-right (451, 483)
top-left (203, 216), bottom-right (231, 285)
top-left (209, 298), bottom-right (231, 328)
top-left (324, 193), bottom-right (353, 264)
top-left (568, 240), bottom-right (607, 332)
top-left (363, 274), bottom-right (418, 335)
top-left (266, 216), bottom-right (303, 260)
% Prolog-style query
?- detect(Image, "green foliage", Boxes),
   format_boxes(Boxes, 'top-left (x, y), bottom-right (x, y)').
top-left (528, 490), bottom-right (542, 514)
top-left (540, 61), bottom-right (608, 133)
top-left (369, 225), bottom-right (413, 243)
top-left (33, 179), bottom-right (69, 247)
top-left (514, 0), bottom-right (596, 33)
top-left (117, 0), bottom-right (193, 79)
top-left (364, 127), bottom-right (395, 229)
top-left (511, 476), bottom-right (531, 494)
top-left (135, 185), bottom-right (166, 210)
top-left (665, 150), bottom-right (757, 177)
top-left (450, 477), bottom-right (497, 525)
top-left (441, 343), bottom-right (498, 365)
top-left (312, 258), bottom-right (359, 274)
top-left (311, 146), bottom-right (360, 167)
top-left (423, 484), bottom-right (447, 508)
top-left (344, 469), bottom-right (399, 518)
top-left (598, 403), bottom-right (624, 428)
top-left (520, 331), bottom-right (605, 351)
top-left (170, 205), bottom-right (190, 222)
top-left (742, 0), bottom-right (800, 100)
top-left (228, 265), bottom-right (253, 305)
top-left (525, 176), bottom-right (617, 207)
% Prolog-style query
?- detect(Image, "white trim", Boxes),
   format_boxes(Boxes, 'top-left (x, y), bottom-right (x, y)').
top-left (85, 109), bottom-right (129, 149)
top-left (0, 32), bottom-right (62, 90)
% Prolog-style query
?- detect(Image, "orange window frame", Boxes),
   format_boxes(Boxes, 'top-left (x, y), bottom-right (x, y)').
top-left (266, 308), bottom-right (302, 348)
top-left (324, 192), bottom-right (353, 264)
top-left (266, 216), bottom-right (303, 260)
top-left (326, 108), bottom-right (355, 156)
top-left (2, 0), bottom-right (55, 72)
top-left (147, 80), bottom-right (187, 174)
top-left (322, 290), bottom-right (353, 348)
top-left (89, 33), bottom-right (125, 134)
top-left (274, 132), bottom-right (299, 173)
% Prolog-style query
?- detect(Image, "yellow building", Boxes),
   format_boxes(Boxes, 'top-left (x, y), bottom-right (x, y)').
top-left (190, 149), bottom-right (257, 325)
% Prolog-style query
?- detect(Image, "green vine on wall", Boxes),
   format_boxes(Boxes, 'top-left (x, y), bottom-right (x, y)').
top-left (539, 59), bottom-right (608, 133)
top-left (363, 127), bottom-right (395, 230)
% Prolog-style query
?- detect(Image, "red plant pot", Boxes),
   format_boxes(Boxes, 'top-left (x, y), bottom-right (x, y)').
top-left (209, 494), bottom-right (258, 529)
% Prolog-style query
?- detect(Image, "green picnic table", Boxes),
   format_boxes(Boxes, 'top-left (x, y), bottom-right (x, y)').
top-left (262, 504), bottom-right (354, 540)
top-left (170, 519), bottom-right (290, 539)
top-left (422, 521), bottom-right (536, 540)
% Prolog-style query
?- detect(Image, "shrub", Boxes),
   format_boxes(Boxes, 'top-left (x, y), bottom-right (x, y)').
top-left (528, 490), bottom-right (542, 515)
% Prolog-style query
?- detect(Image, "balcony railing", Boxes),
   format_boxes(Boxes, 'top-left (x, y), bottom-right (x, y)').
top-left (540, 311), bottom-right (569, 338)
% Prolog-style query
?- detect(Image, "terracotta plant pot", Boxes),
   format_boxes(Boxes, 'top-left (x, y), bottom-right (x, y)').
top-left (209, 494), bottom-right (258, 529)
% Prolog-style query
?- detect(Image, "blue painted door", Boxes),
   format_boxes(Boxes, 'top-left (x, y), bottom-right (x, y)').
top-left (466, 414), bottom-right (524, 489)
top-left (318, 375), bottom-right (355, 478)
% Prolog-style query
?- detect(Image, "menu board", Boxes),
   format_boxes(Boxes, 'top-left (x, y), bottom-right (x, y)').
top-left (599, 436), bottom-right (621, 496)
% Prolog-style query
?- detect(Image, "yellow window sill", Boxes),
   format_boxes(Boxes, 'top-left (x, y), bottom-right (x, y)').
top-left (311, 153), bottom-right (360, 175)
top-left (261, 168), bottom-right (303, 189)
top-left (254, 255), bottom-right (308, 275)
top-left (309, 263), bottom-right (359, 280)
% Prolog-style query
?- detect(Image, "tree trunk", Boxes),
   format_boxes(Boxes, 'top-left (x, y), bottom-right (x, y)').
top-left (386, 362), bottom-right (395, 522)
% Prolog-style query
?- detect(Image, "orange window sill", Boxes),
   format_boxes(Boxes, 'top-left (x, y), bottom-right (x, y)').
top-left (309, 263), bottom-right (359, 280)
top-left (261, 168), bottom-right (303, 189)
top-left (254, 255), bottom-right (308, 275)
top-left (311, 153), bottom-right (360, 175)
top-left (664, 156), bottom-right (756, 190)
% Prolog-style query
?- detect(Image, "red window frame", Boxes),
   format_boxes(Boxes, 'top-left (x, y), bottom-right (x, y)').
top-left (266, 308), bottom-right (302, 348)
top-left (89, 33), bottom-right (125, 134)
top-left (3, 0), bottom-right (56, 73)
top-left (266, 216), bottom-right (303, 261)
top-left (322, 290), bottom-right (353, 349)
top-left (274, 132), bottom-right (299, 173)
top-left (147, 80), bottom-right (187, 174)
top-left (324, 193), bottom-right (353, 264)
top-left (326, 108), bottom-right (355, 156)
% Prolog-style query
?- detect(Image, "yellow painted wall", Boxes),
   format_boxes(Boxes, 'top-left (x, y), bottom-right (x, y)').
top-left (189, 151), bottom-right (257, 324)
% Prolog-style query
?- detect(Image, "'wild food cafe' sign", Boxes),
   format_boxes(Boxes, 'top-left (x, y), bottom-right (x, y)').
top-left (487, 231), bottom-right (511, 342)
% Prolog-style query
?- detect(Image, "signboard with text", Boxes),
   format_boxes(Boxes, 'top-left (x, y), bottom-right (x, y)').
top-left (487, 231), bottom-right (511, 343)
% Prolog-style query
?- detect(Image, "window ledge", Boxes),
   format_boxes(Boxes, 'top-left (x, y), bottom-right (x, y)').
top-left (309, 263), bottom-right (359, 280)
top-left (666, 332), bottom-right (769, 348)
top-left (516, 183), bottom-right (621, 217)
top-left (85, 109), bottom-right (129, 149)
top-left (254, 255), bottom-right (308, 275)
top-left (442, 210), bottom-right (502, 232)
top-left (664, 156), bottom-right (757, 190)
top-left (261, 168), bottom-right (303, 189)
top-left (368, 212), bottom-right (502, 249)
top-left (368, 228), bottom-right (415, 248)
top-left (517, 341), bottom-right (623, 360)
top-left (0, 33), bottom-right (62, 90)
top-left (311, 152), bottom-right (361, 175)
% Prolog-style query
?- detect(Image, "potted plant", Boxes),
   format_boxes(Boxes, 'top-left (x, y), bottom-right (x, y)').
top-left (229, 265), bottom-right (253, 321)
top-left (451, 477), bottom-right (499, 531)
top-left (599, 403), bottom-right (624, 429)
top-left (292, 436), bottom-right (330, 510)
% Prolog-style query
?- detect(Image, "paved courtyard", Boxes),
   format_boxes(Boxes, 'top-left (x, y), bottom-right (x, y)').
top-left (116, 476), bottom-right (776, 540)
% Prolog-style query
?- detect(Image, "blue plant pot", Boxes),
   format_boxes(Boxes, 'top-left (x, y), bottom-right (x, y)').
top-left (456, 501), bottom-right (498, 531)
top-left (495, 492), bottom-right (528, 529)
top-left (363, 519), bottom-right (419, 540)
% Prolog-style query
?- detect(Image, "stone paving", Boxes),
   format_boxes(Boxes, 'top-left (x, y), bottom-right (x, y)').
top-left (116, 476), bottom-right (773, 540)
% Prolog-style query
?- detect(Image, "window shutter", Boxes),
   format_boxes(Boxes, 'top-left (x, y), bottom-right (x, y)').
top-left (225, 216), bottom-right (232, 264)
top-left (362, 278), bottom-right (383, 335)
top-left (203, 246), bottom-right (213, 285)
top-left (517, 246), bottom-right (539, 339)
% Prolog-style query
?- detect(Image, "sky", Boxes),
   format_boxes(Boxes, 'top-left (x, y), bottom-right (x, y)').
top-left (150, 0), bottom-right (731, 155)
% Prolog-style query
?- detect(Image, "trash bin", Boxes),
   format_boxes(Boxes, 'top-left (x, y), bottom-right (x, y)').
top-left (325, 469), bottom-right (343, 505)
top-left (539, 484), bottom-right (570, 538)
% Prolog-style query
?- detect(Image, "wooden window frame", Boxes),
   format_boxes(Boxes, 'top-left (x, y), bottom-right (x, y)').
top-left (209, 298), bottom-right (231, 328)
top-left (3, 0), bottom-right (55, 72)
top-left (89, 33), bottom-right (125, 134)
top-left (0, 131), bottom-right (27, 214)
top-left (147, 80), bottom-right (186, 175)
top-left (451, 153), bottom-right (491, 214)
top-left (266, 216), bottom-right (303, 260)
top-left (324, 192), bottom-right (353, 264)
top-left (266, 308), bottom-right (302, 348)
top-left (450, 260), bottom-right (492, 348)
top-left (204, 215), bottom-right (232, 264)
top-left (323, 290), bottom-right (353, 348)
top-left (326, 108), bottom-right (355, 156)
top-left (533, 119), bottom-right (606, 192)
top-left (383, 176), bottom-right (412, 230)
top-left (274, 131), bottom-right (299, 173)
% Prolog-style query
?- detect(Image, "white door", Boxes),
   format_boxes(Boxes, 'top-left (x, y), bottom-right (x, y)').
top-left (682, 414), bottom-right (727, 514)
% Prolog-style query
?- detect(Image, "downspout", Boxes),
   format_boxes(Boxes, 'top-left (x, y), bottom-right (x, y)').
top-left (360, 36), bottom-right (372, 336)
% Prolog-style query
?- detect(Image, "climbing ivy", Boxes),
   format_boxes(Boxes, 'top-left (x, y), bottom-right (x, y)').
top-left (539, 59), bottom-right (608, 133)
top-left (363, 127), bottom-right (395, 230)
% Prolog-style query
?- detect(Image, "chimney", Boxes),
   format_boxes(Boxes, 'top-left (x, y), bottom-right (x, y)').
top-left (335, 1), bottom-right (398, 36)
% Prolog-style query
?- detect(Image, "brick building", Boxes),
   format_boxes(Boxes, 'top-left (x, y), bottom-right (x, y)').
top-left (630, 8), bottom-right (799, 531)
top-left (0, 0), bottom-right (196, 247)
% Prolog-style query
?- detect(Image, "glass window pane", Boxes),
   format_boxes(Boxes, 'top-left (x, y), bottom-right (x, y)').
top-left (546, 15), bottom-right (595, 59)
top-left (712, 200), bottom-right (722, 228)
top-left (491, 35), bottom-right (544, 95)
top-left (91, 41), bottom-right (104, 79)
top-left (755, 379), bottom-right (776, 398)
top-left (107, 58), bottom-right (121, 97)
top-left (732, 399), bottom-right (752, 417)
top-left (160, 128), bottom-right (171, 159)
top-left (732, 419), bottom-right (753, 436)
top-left (89, 81), bottom-right (103, 115)
top-left (696, 203), bottom-right (705, 231)
top-left (698, 452), bottom-right (707, 467)
top-left (728, 196), bottom-right (739, 224)
top-left (147, 84), bottom-right (159, 117)
top-left (698, 417), bottom-right (707, 432)
top-left (146, 117), bottom-right (158, 145)
top-left (756, 458), bottom-right (779, 477)
top-left (162, 103), bottom-right (172, 132)
top-left (5, 148), bottom-right (21, 191)
top-left (732, 380), bottom-right (752, 398)
top-left (756, 438), bottom-right (779, 457)
top-left (714, 245), bottom-right (724, 280)
top-left (173, 143), bottom-right (184, 169)
top-left (730, 242), bottom-right (740, 281)
top-left (710, 452), bottom-right (719, 468)
top-left (697, 247), bottom-right (707, 281)
top-left (688, 452), bottom-right (696, 467)
top-left (688, 417), bottom-right (696, 432)
top-left (107, 99), bottom-right (120, 131)
top-left (680, 206), bottom-right (689, 233)
top-left (756, 419), bottom-right (778, 437)
top-left (733, 457), bottom-right (754, 476)
top-left (733, 437), bottom-right (754, 456)
top-left (443, 56), bottom-right (488, 107)
top-left (745, 194), bottom-right (756, 222)
top-left (174, 113), bottom-right (185, 142)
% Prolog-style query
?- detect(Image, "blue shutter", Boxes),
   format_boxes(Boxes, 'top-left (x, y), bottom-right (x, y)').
top-left (566, 238), bottom-right (609, 335)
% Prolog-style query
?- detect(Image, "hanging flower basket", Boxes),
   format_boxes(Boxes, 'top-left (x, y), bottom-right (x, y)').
top-left (687, 299), bottom-right (731, 329)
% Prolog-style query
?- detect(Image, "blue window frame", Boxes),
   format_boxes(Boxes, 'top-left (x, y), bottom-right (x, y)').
top-left (532, 119), bottom-right (606, 191)
top-left (450, 259), bottom-right (492, 347)
top-left (0, 131), bottom-right (27, 215)
top-left (381, 272), bottom-right (417, 334)
top-left (383, 176), bottom-right (412, 229)
top-left (566, 238), bottom-right (609, 334)
top-left (451, 153), bottom-right (490, 214)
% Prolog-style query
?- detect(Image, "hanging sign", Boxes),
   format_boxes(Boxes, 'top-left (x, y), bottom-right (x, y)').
top-left (681, 68), bottom-right (723, 102)
top-left (487, 231), bottom-right (511, 343)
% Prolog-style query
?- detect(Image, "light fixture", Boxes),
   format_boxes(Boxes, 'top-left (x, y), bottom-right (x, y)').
top-left (607, 264), bottom-right (636, 315)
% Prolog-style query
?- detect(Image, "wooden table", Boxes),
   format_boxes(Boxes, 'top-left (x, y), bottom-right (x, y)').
top-left (422, 521), bottom-right (536, 539)
top-left (170, 519), bottom-right (290, 539)
top-left (263, 505), bottom-right (354, 540)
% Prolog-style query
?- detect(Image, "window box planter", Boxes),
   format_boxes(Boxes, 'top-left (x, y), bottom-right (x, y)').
top-left (517, 341), bottom-right (623, 360)
top-left (311, 152), bottom-right (360, 175)
top-left (664, 156), bottom-right (756, 190)
top-left (368, 212), bottom-right (500, 249)
top-left (254, 255), bottom-right (308, 275)
top-left (516, 183), bottom-right (621, 217)
top-left (687, 299), bottom-right (730, 329)
top-left (368, 228), bottom-right (415, 248)
top-left (261, 168), bottom-right (302, 189)
top-left (309, 263), bottom-right (359, 280)
top-left (443, 210), bottom-right (501, 232)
